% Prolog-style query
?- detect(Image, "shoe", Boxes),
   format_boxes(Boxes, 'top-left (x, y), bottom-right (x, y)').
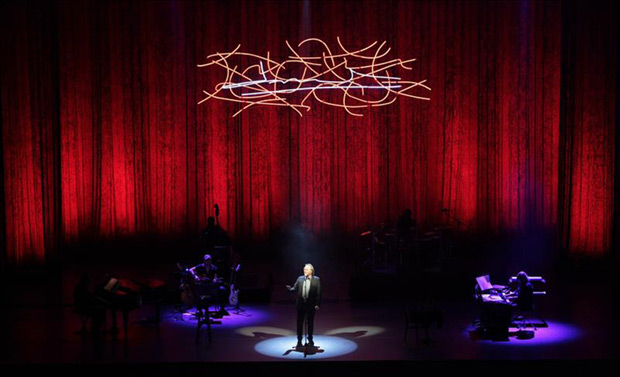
top-left (308, 340), bottom-right (314, 347)
top-left (295, 341), bottom-right (303, 348)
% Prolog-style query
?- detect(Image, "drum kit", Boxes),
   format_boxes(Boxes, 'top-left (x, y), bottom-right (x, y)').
top-left (358, 208), bottom-right (458, 271)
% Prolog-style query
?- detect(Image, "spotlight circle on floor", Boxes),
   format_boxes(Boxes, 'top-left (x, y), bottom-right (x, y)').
top-left (254, 335), bottom-right (357, 359)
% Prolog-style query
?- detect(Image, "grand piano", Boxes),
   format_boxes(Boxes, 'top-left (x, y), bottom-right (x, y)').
top-left (95, 276), bottom-right (166, 337)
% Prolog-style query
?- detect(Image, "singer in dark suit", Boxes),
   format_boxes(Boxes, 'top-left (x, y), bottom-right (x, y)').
top-left (286, 263), bottom-right (321, 347)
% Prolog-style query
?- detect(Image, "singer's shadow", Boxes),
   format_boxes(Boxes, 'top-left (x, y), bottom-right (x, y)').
top-left (282, 344), bottom-right (325, 357)
top-left (329, 330), bottom-right (367, 339)
top-left (251, 332), bottom-right (286, 340)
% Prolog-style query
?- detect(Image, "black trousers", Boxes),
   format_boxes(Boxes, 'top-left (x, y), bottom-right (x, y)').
top-left (296, 301), bottom-right (316, 341)
top-left (216, 285), bottom-right (227, 311)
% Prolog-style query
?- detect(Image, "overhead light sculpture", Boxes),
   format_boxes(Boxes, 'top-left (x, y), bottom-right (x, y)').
top-left (198, 37), bottom-right (430, 117)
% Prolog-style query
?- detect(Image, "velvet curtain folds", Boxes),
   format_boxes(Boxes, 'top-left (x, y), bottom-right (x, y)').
top-left (0, 0), bottom-right (617, 266)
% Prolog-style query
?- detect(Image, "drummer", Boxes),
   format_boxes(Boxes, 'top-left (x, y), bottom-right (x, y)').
top-left (189, 254), bottom-right (228, 316)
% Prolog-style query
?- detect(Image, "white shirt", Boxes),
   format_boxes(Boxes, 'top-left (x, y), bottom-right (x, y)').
top-left (302, 276), bottom-right (311, 299)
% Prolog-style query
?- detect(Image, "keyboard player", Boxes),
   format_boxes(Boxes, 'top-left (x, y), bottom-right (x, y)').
top-left (473, 271), bottom-right (535, 340)
top-left (504, 271), bottom-right (534, 311)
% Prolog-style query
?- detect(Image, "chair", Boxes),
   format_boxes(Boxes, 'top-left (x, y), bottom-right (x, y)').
top-left (511, 305), bottom-right (548, 331)
top-left (73, 275), bottom-right (106, 335)
top-left (510, 283), bottom-right (548, 331)
top-left (510, 300), bottom-right (546, 341)
top-left (404, 304), bottom-right (422, 345)
top-left (404, 301), bottom-right (443, 345)
top-left (194, 283), bottom-right (218, 343)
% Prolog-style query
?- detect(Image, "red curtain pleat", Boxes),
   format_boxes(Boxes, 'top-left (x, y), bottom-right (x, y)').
top-left (1, 0), bottom-right (617, 265)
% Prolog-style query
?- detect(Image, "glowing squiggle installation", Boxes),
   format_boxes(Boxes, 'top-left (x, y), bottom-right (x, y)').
top-left (197, 37), bottom-right (431, 117)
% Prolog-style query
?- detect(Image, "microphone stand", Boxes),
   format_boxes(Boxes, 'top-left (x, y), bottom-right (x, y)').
top-left (441, 208), bottom-right (475, 232)
top-left (440, 207), bottom-right (478, 260)
top-left (303, 309), bottom-right (309, 358)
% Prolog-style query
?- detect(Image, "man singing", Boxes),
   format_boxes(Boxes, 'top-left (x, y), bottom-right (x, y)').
top-left (286, 263), bottom-right (321, 348)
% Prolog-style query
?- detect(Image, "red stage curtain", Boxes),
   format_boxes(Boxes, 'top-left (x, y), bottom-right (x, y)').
top-left (558, 1), bottom-right (617, 255)
top-left (0, 0), bottom-right (617, 266)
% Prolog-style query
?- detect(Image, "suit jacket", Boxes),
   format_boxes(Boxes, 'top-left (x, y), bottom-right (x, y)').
top-left (289, 275), bottom-right (321, 309)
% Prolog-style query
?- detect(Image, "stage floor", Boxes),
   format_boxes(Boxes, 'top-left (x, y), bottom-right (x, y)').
top-left (2, 292), bottom-right (618, 364)
top-left (2, 256), bottom-right (619, 373)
